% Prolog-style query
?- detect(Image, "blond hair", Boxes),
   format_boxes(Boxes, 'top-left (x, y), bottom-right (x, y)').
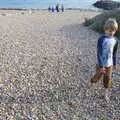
top-left (104, 18), bottom-right (118, 31)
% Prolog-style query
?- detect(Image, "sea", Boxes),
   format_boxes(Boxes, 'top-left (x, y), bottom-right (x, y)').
top-left (0, 0), bottom-right (119, 9)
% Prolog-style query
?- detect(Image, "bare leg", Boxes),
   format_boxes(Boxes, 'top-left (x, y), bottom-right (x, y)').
top-left (105, 88), bottom-right (110, 102)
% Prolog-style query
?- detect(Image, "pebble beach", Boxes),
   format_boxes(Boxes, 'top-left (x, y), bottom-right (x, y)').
top-left (0, 9), bottom-right (120, 119)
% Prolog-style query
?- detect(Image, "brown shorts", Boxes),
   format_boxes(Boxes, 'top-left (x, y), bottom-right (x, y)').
top-left (90, 65), bottom-right (112, 88)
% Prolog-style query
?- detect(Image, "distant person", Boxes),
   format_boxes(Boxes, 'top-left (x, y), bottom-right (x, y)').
top-left (90, 18), bottom-right (118, 103)
top-left (56, 4), bottom-right (59, 12)
top-left (48, 6), bottom-right (51, 12)
top-left (51, 6), bottom-right (55, 12)
top-left (61, 4), bottom-right (64, 12)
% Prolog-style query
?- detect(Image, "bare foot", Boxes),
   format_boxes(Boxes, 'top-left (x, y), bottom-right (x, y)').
top-left (105, 95), bottom-right (110, 103)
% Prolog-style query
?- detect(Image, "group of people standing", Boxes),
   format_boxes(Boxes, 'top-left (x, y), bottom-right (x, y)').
top-left (48, 4), bottom-right (64, 13)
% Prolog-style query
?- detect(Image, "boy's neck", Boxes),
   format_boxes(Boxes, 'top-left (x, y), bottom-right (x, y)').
top-left (105, 34), bottom-right (114, 38)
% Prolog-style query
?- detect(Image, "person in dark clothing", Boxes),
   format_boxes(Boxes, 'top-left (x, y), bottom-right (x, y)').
top-left (56, 4), bottom-right (59, 12)
top-left (48, 6), bottom-right (51, 12)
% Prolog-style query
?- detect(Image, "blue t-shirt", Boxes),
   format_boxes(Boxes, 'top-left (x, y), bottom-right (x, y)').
top-left (97, 35), bottom-right (118, 68)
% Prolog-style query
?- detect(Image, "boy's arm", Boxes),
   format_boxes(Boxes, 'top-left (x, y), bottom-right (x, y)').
top-left (97, 37), bottom-right (104, 68)
top-left (113, 40), bottom-right (118, 67)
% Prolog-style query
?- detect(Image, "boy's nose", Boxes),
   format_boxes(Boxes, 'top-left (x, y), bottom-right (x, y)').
top-left (109, 30), bottom-right (113, 32)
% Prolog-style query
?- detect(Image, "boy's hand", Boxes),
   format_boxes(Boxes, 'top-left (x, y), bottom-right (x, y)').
top-left (113, 66), bottom-right (117, 70)
top-left (100, 67), bottom-right (106, 73)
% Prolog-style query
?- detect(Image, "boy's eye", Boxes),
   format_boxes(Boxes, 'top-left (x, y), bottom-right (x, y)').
top-left (108, 29), bottom-right (115, 32)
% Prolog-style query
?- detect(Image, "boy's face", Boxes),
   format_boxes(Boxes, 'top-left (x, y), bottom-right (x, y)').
top-left (105, 28), bottom-right (116, 37)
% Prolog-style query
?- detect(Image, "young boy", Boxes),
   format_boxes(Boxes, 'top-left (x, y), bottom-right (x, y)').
top-left (90, 18), bottom-right (118, 102)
